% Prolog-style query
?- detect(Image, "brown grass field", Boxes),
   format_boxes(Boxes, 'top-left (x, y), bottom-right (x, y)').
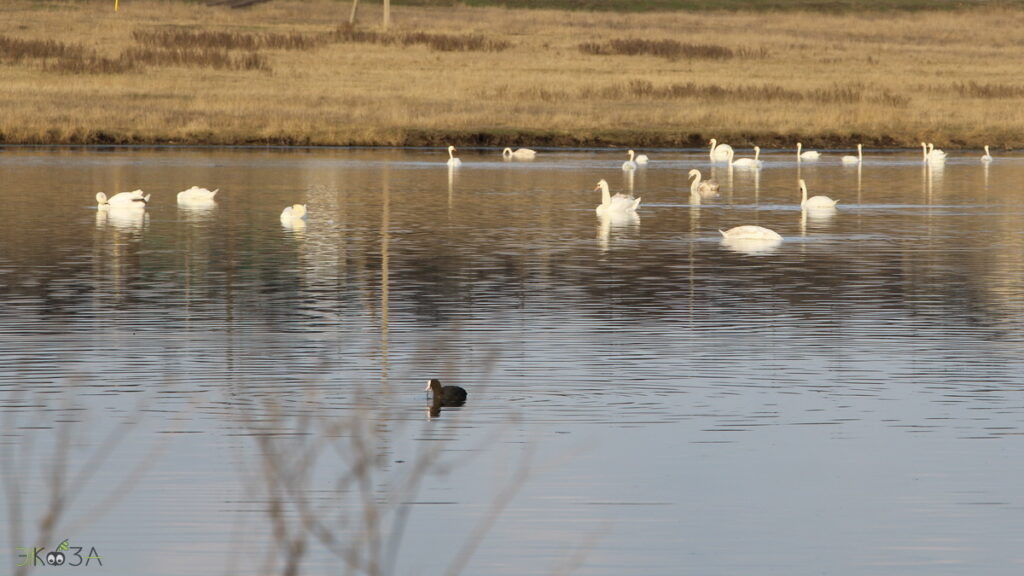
top-left (1, 0), bottom-right (1023, 148)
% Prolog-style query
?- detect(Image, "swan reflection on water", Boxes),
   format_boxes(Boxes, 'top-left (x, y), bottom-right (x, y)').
top-left (96, 204), bottom-right (148, 231)
top-left (597, 210), bottom-right (640, 252)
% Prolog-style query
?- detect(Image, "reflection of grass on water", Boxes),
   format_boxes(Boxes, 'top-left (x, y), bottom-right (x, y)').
top-left (2, 0), bottom-right (1024, 147)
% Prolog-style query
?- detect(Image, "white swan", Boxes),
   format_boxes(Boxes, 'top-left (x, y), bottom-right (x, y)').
top-left (96, 190), bottom-right (150, 207)
top-left (797, 142), bottom-right (821, 160)
top-left (841, 144), bottom-right (862, 165)
top-left (799, 179), bottom-right (839, 209)
top-left (446, 145), bottom-right (462, 167)
top-left (280, 204), bottom-right (307, 224)
top-left (709, 139), bottom-right (733, 163)
top-left (176, 186), bottom-right (219, 203)
top-left (921, 142), bottom-right (946, 163)
top-left (635, 152), bottom-right (649, 165)
top-left (622, 150), bottom-right (638, 171)
top-left (502, 147), bottom-right (537, 160)
top-left (594, 179), bottom-right (640, 216)
top-left (981, 145), bottom-right (993, 163)
top-left (688, 169), bottom-right (719, 197)
top-left (719, 225), bottom-right (783, 241)
top-left (729, 146), bottom-right (762, 168)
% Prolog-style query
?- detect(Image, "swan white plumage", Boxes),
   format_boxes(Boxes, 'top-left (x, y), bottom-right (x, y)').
top-left (635, 152), bottom-right (649, 165)
top-left (709, 139), bottom-right (733, 163)
top-left (622, 150), bottom-right (638, 171)
top-left (594, 179), bottom-right (641, 216)
top-left (797, 142), bottom-right (821, 161)
top-left (96, 190), bottom-right (150, 207)
top-left (981, 145), bottom-right (993, 163)
top-left (280, 204), bottom-right (307, 224)
top-left (729, 146), bottom-right (762, 168)
top-left (841, 144), bottom-right (862, 165)
top-left (719, 225), bottom-right (783, 241)
top-left (446, 145), bottom-right (462, 167)
top-left (688, 169), bottom-right (719, 197)
top-left (922, 142), bottom-right (946, 163)
top-left (176, 186), bottom-right (219, 203)
top-left (799, 179), bottom-right (838, 209)
top-left (502, 147), bottom-right (537, 160)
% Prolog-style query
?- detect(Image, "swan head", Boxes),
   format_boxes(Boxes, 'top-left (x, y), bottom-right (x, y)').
top-left (687, 169), bottom-right (700, 180)
top-left (627, 150), bottom-right (635, 160)
top-left (594, 179), bottom-right (610, 192)
top-left (502, 147), bottom-right (512, 156)
top-left (754, 146), bottom-right (760, 153)
top-left (797, 142), bottom-right (803, 152)
top-left (709, 138), bottom-right (717, 148)
top-left (95, 192), bottom-right (108, 205)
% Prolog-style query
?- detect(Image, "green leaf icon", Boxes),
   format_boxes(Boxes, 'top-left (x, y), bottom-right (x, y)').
top-left (58, 539), bottom-right (69, 551)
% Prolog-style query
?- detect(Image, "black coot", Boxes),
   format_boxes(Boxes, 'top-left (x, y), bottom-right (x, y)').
top-left (426, 379), bottom-right (467, 407)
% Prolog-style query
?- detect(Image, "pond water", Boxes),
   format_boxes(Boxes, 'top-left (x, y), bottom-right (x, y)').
top-left (1, 146), bottom-right (1023, 576)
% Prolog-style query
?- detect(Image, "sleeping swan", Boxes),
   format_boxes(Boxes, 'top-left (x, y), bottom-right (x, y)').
top-left (281, 204), bottom-right (307, 224)
top-left (177, 186), bottom-right (219, 203)
top-left (96, 190), bottom-right (150, 207)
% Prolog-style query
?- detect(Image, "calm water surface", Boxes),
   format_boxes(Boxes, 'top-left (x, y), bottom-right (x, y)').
top-left (1, 146), bottom-right (1023, 575)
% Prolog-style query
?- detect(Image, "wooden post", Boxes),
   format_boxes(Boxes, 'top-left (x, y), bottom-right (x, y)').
top-left (348, 0), bottom-right (358, 25)
top-left (383, 0), bottom-right (390, 30)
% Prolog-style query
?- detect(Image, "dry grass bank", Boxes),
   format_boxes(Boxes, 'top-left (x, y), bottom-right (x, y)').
top-left (1, 0), bottom-right (1023, 147)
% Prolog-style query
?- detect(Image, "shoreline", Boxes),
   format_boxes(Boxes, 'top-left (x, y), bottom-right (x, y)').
top-left (3, 2), bottom-right (1022, 150)
top-left (0, 131), bottom-right (1005, 151)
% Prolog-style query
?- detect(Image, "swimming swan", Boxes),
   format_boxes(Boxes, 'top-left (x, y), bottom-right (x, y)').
top-left (922, 142), bottom-right (946, 163)
top-left (688, 169), bottom-right (720, 197)
top-left (797, 142), bottom-right (821, 161)
top-left (280, 204), bottom-right (307, 224)
top-left (176, 186), bottom-right (219, 203)
top-left (622, 150), bottom-right (638, 171)
top-left (799, 179), bottom-right (839, 209)
top-left (447, 145), bottom-right (462, 167)
top-left (841, 144), bottom-right (862, 165)
top-left (709, 139), bottom-right (733, 163)
top-left (981, 145), bottom-right (993, 163)
top-left (635, 152), bottom-right (649, 165)
top-left (502, 147), bottom-right (537, 160)
top-left (719, 225), bottom-right (783, 241)
top-left (730, 146), bottom-right (762, 168)
top-left (594, 179), bottom-right (641, 216)
top-left (96, 190), bottom-right (150, 207)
